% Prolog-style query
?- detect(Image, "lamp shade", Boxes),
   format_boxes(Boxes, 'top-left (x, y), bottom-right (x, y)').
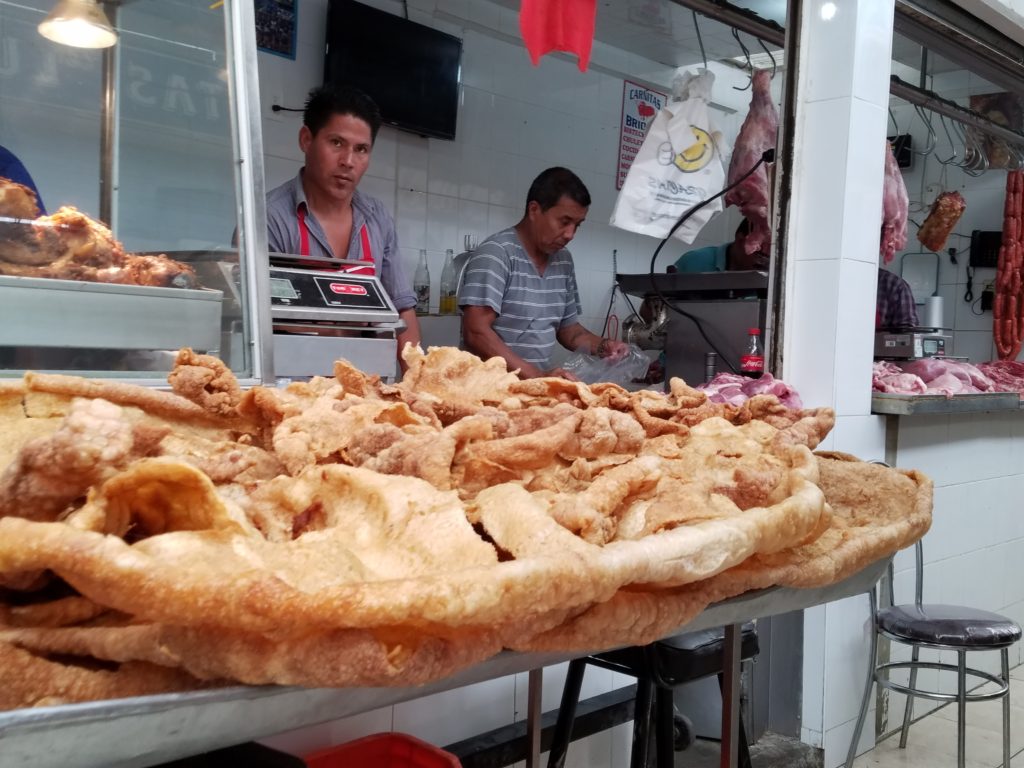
top-left (38, 0), bottom-right (117, 49)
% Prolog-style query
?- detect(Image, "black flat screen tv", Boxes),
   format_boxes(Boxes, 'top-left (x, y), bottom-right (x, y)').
top-left (324, 0), bottom-right (462, 141)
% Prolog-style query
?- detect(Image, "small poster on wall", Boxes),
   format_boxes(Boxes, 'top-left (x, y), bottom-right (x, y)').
top-left (256, 0), bottom-right (298, 60)
top-left (617, 80), bottom-right (667, 190)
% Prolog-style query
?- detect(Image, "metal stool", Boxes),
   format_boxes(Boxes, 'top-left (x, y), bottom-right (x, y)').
top-left (548, 624), bottom-right (759, 768)
top-left (845, 540), bottom-right (1022, 768)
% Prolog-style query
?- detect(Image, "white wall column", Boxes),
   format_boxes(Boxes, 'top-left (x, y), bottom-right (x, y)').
top-left (780, 1), bottom-right (897, 765)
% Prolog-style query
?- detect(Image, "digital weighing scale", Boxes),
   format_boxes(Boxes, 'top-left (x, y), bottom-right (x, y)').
top-left (267, 253), bottom-right (404, 381)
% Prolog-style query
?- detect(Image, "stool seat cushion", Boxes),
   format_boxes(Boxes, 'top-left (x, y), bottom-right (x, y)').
top-left (595, 623), bottom-right (759, 685)
top-left (878, 604), bottom-right (1022, 648)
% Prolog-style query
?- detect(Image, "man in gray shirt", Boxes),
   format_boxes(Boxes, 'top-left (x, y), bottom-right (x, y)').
top-left (265, 85), bottom-right (421, 366)
top-left (458, 167), bottom-right (627, 379)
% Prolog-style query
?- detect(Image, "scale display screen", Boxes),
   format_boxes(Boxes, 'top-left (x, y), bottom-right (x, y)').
top-left (270, 278), bottom-right (299, 300)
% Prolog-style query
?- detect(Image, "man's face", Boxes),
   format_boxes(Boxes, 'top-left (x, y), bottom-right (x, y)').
top-left (526, 195), bottom-right (588, 256)
top-left (298, 112), bottom-right (373, 203)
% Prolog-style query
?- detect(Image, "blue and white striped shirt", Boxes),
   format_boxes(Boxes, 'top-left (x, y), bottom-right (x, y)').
top-left (458, 227), bottom-right (582, 369)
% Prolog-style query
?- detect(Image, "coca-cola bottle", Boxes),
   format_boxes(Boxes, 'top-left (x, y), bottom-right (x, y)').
top-left (740, 328), bottom-right (764, 377)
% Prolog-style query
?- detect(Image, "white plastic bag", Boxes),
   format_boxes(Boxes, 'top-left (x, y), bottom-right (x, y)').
top-left (560, 345), bottom-right (652, 385)
top-left (610, 69), bottom-right (728, 243)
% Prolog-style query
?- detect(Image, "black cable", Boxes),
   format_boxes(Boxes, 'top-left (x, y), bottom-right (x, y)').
top-left (647, 149), bottom-right (775, 374)
top-left (271, 104), bottom-right (303, 113)
top-left (964, 265), bottom-right (974, 303)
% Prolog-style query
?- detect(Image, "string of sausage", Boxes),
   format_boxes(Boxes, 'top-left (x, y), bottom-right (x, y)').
top-left (994, 170), bottom-right (1024, 361)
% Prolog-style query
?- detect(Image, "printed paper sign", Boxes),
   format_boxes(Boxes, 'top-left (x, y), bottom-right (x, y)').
top-left (617, 80), bottom-right (668, 190)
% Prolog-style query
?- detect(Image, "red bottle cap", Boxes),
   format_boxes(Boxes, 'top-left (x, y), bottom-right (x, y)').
top-left (748, 328), bottom-right (761, 335)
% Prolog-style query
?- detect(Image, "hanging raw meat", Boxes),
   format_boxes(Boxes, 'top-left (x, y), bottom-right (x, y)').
top-left (880, 141), bottom-right (909, 264)
top-left (724, 68), bottom-right (778, 256)
top-left (994, 170), bottom-right (1024, 361)
top-left (917, 191), bottom-right (966, 252)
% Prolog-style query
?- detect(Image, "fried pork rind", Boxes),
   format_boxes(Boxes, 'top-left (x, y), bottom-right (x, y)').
top-left (397, 346), bottom-right (521, 422)
top-left (0, 347), bottom-right (930, 711)
top-left (0, 399), bottom-right (160, 524)
top-left (517, 454), bottom-right (932, 652)
top-left (168, 348), bottom-right (244, 418)
top-left (0, 640), bottom-right (214, 711)
top-left (0, 622), bottom-right (500, 689)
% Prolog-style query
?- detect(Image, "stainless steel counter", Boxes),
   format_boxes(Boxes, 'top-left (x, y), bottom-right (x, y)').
top-left (871, 392), bottom-right (1023, 415)
top-left (0, 559), bottom-right (887, 768)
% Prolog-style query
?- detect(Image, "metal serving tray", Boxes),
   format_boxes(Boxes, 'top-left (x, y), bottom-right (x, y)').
top-left (0, 558), bottom-right (887, 768)
top-left (0, 275), bottom-right (223, 353)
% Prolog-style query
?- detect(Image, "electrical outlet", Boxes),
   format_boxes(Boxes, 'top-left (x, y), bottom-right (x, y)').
top-left (981, 288), bottom-right (994, 312)
top-left (265, 88), bottom-right (285, 122)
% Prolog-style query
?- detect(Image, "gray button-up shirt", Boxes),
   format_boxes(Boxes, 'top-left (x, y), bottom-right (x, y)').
top-left (265, 171), bottom-right (416, 311)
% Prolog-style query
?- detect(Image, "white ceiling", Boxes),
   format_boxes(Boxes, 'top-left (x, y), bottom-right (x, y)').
top-left (490, 0), bottom-right (961, 76)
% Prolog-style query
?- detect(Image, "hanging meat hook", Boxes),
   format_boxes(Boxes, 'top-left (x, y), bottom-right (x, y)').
top-left (731, 28), bottom-right (753, 91)
top-left (756, 37), bottom-right (777, 79)
top-left (690, 10), bottom-right (708, 71)
top-left (912, 105), bottom-right (937, 157)
top-left (935, 114), bottom-right (960, 166)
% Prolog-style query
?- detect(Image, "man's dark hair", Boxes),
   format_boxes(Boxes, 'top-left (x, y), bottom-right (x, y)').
top-left (303, 85), bottom-right (382, 143)
top-left (525, 167), bottom-right (591, 214)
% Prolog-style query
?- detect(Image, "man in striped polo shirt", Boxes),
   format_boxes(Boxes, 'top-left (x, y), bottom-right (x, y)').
top-left (459, 167), bottom-right (628, 379)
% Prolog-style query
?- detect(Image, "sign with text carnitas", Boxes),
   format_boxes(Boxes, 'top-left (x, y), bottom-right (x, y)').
top-left (617, 80), bottom-right (667, 190)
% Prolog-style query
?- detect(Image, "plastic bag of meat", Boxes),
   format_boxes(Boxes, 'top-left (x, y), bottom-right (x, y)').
top-left (724, 69), bottom-right (778, 257)
top-left (917, 191), bottom-right (966, 252)
top-left (610, 68), bottom-right (728, 243)
top-left (880, 140), bottom-right (909, 264)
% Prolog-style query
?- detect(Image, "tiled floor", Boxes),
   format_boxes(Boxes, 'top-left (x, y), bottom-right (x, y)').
top-left (851, 665), bottom-right (1024, 768)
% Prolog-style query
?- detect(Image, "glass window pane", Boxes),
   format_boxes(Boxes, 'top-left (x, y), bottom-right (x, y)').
top-left (0, 0), bottom-right (253, 379)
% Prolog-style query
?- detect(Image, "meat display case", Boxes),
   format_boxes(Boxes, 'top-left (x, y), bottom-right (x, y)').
top-left (0, 275), bottom-right (222, 372)
top-left (0, 0), bottom-right (272, 383)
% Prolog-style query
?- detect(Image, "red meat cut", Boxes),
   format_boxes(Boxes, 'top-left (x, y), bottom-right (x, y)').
top-left (880, 140), bottom-right (909, 264)
top-left (724, 69), bottom-right (778, 256)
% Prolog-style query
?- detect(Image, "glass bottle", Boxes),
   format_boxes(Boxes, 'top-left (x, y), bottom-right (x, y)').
top-left (740, 327), bottom-right (764, 377)
top-left (439, 248), bottom-right (457, 315)
top-left (413, 249), bottom-right (430, 315)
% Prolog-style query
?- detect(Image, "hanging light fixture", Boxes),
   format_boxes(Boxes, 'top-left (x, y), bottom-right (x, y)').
top-left (38, 0), bottom-right (118, 49)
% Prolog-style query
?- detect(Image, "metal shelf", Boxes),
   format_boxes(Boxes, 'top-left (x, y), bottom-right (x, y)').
top-left (871, 392), bottom-right (1022, 415)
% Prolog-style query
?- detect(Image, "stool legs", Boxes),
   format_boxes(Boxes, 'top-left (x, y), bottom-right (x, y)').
top-left (1002, 648), bottom-right (1011, 768)
top-left (845, 588), bottom-right (879, 768)
top-left (957, 649), bottom-right (967, 768)
top-left (546, 659), bottom-right (586, 768)
top-left (655, 687), bottom-right (675, 768)
top-left (897, 645), bottom-right (919, 748)
top-left (631, 677), bottom-right (655, 768)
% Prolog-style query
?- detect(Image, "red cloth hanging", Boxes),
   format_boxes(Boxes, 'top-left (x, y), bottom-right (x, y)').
top-left (519, 0), bottom-right (597, 72)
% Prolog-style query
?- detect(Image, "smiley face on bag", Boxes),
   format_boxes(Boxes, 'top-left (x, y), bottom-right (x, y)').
top-left (672, 126), bottom-right (716, 173)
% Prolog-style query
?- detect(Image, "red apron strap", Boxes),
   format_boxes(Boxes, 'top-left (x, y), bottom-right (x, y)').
top-left (348, 223), bottom-right (376, 275)
top-left (296, 204), bottom-right (310, 257)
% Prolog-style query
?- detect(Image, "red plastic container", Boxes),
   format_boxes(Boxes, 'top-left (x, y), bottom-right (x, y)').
top-left (304, 732), bottom-right (461, 768)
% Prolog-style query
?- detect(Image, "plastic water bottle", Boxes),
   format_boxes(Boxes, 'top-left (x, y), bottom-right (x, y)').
top-left (413, 249), bottom-right (430, 315)
top-left (439, 248), bottom-right (457, 315)
top-left (740, 328), bottom-right (764, 377)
